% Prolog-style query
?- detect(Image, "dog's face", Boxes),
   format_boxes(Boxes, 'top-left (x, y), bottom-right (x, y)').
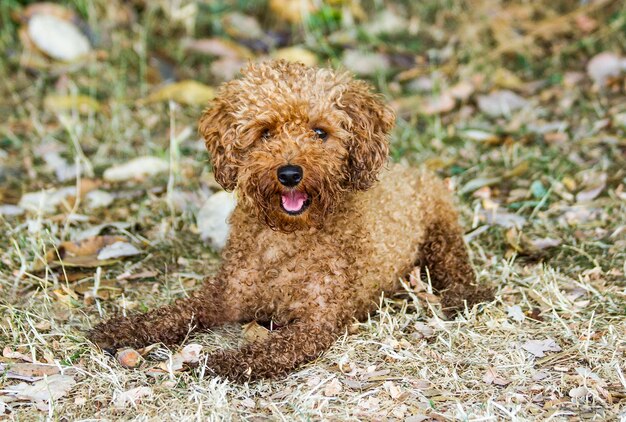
top-left (199, 60), bottom-right (395, 232)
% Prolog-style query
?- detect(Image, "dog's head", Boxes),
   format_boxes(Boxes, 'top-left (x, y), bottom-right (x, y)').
top-left (199, 60), bottom-right (395, 232)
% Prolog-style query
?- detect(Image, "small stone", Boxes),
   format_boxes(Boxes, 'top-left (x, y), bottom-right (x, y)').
top-left (117, 349), bottom-right (142, 368)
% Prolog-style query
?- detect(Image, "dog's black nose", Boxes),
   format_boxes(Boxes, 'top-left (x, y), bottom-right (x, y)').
top-left (277, 165), bottom-right (303, 187)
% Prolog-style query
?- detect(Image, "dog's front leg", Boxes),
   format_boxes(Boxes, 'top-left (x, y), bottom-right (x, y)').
top-left (204, 315), bottom-right (345, 381)
top-left (88, 278), bottom-right (243, 352)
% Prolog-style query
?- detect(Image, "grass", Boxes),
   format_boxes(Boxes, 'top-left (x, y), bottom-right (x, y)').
top-left (1, 0), bottom-right (625, 420)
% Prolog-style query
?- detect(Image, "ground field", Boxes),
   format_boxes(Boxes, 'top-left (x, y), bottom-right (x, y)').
top-left (0, 0), bottom-right (625, 420)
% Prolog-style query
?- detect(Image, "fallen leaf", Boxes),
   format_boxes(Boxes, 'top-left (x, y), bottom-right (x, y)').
top-left (210, 57), bottom-right (245, 82)
top-left (19, 187), bottom-right (76, 214)
top-left (84, 190), bottom-right (114, 209)
top-left (74, 279), bottom-right (122, 300)
top-left (477, 90), bottom-right (529, 118)
top-left (363, 10), bottom-right (408, 36)
top-left (103, 156), bottom-right (169, 182)
top-left (586, 52), bottom-right (625, 86)
top-left (241, 321), bottom-right (270, 345)
top-left (269, 0), bottom-right (315, 24)
top-left (44, 95), bottom-right (101, 114)
top-left (504, 161), bottom-right (530, 178)
top-left (0, 204), bottom-right (24, 216)
top-left (482, 210), bottom-right (527, 229)
top-left (97, 241), bottom-right (141, 260)
top-left (3, 374), bottom-right (75, 405)
top-left (34, 235), bottom-right (128, 271)
top-left (182, 37), bottom-right (253, 59)
top-left (197, 191), bottom-right (237, 251)
top-left (57, 235), bottom-right (127, 257)
top-left (530, 237), bottom-right (562, 250)
top-left (569, 386), bottom-right (589, 399)
top-left (113, 386), bottom-right (153, 408)
top-left (222, 12), bottom-right (264, 40)
top-left (1, 363), bottom-right (60, 381)
top-left (492, 67), bottom-right (524, 90)
top-left (141, 80), bottom-right (215, 106)
top-left (507, 305), bottom-right (525, 322)
top-left (324, 378), bottom-right (342, 396)
top-left (460, 177), bottom-right (502, 195)
top-left (462, 130), bottom-right (499, 143)
top-left (272, 47), bottom-right (318, 67)
top-left (179, 344), bottom-right (203, 364)
top-left (136, 344), bottom-right (160, 357)
top-left (3, 347), bottom-right (33, 362)
top-left (421, 93), bottom-right (456, 115)
top-left (449, 81), bottom-right (474, 101)
top-left (342, 50), bottom-right (390, 76)
top-left (117, 270), bottom-right (158, 281)
top-left (52, 255), bottom-right (120, 268)
top-left (158, 344), bottom-right (203, 372)
top-left (383, 381), bottom-right (404, 399)
top-left (414, 322), bottom-right (434, 339)
top-left (27, 14), bottom-right (90, 61)
top-left (41, 150), bottom-right (83, 181)
top-left (576, 182), bottom-right (606, 203)
top-left (522, 338), bottom-right (561, 357)
top-left (75, 222), bottom-right (133, 241)
top-left (483, 367), bottom-right (511, 386)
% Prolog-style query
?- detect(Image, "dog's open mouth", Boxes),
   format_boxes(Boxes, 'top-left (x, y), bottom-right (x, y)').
top-left (280, 191), bottom-right (311, 215)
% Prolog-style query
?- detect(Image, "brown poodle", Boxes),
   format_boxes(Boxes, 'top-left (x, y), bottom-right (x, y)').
top-left (90, 60), bottom-right (492, 381)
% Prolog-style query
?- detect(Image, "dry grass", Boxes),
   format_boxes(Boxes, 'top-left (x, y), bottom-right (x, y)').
top-left (1, 0), bottom-right (625, 420)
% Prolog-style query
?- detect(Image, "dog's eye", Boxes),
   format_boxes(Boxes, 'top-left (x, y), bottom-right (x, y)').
top-left (261, 129), bottom-right (271, 140)
top-left (313, 128), bottom-right (327, 140)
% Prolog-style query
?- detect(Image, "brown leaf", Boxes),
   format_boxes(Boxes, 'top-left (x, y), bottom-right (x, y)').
top-left (58, 236), bottom-right (127, 257)
top-left (3, 347), bottom-right (33, 363)
top-left (74, 279), bottom-right (123, 300)
top-left (241, 321), bottom-right (270, 345)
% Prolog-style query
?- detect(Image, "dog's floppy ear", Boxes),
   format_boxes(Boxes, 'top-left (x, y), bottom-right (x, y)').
top-left (340, 80), bottom-right (395, 190)
top-left (199, 98), bottom-right (239, 191)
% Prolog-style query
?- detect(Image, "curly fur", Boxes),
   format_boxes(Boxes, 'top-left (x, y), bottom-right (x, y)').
top-left (89, 60), bottom-right (493, 381)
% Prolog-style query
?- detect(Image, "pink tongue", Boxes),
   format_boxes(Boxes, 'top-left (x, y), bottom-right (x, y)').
top-left (281, 191), bottom-right (308, 212)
